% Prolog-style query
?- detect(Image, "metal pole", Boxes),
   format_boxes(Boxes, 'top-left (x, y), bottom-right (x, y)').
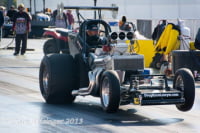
top-left (7, 0), bottom-right (12, 10)
top-left (94, 0), bottom-right (97, 19)
top-left (30, 0), bottom-right (32, 14)
top-left (43, 0), bottom-right (45, 13)
top-left (34, 0), bottom-right (36, 14)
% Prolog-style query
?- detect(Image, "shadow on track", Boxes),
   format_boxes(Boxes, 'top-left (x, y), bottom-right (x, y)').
top-left (33, 99), bottom-right (184, 127)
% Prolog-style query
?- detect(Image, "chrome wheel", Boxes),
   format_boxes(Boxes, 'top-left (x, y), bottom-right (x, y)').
top-left (100, 71), bottom-right (120, 113)
top-left (175, 75), bottom-right (184, 92)
top-left (43, 68), bottom-right (49, 95)
top-left (101, 77), bottom-right (110, 107)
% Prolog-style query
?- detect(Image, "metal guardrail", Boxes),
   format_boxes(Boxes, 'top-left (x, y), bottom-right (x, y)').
top-left (63, 6), bottom-right (118, 11)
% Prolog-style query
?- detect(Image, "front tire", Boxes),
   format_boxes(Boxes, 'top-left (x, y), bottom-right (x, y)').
top-left (100, 70), bottom-right (120, 113)
top-left (173, 68), bottom-right (195, 111)
top-left (39, 54), bottom-right (77, 104)
top-left (43, 39), bottom-right (60, 55)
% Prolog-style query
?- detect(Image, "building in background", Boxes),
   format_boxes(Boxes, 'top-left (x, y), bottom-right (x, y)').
top-left (16, 0), bottom-right (200, 19)
top-left (16, 0), bottom-right (200, 39)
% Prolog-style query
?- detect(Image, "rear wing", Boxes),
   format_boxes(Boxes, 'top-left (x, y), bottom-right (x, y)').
top-left (64, 6), bottom-right (118, 23)
top-left (64, 6), bottom-right (118, 11)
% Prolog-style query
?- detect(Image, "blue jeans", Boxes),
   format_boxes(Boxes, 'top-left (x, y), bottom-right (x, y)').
top-left (67, 25), bottom-right (73, 30)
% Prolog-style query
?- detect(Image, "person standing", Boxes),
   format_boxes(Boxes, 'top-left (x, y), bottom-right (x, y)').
top-left (66, 10), bottom-right (74, 30)
top-left (12, 4), bottom-right (31, 56)
top-left (152, 20), bottom-right (167, 45)
top-left (7, 5), bottom-right (17, 22)
top-left (0, 7), bottom-right (4, 27)
top-left (0, 6), bottom-right (5, 41)
top-left (119, 16), bottom-right (131, 31)
top-left (52, 9), bottom-right (67, 28)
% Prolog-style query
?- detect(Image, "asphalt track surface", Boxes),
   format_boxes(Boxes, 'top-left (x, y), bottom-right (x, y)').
top-left (0, 38), bottom-right (199, 133)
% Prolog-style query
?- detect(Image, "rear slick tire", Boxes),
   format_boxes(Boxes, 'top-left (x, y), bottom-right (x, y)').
top-left (43, 39), bottom-right (60, 55)
top-left (39, 54), bottom-right (77, 104)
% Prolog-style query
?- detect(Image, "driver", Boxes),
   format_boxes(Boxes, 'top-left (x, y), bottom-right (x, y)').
top-left (86, 24), bottom-right (106, 47)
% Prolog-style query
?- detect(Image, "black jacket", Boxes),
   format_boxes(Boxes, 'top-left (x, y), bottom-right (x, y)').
top-left (152, 23), bottom-right (166, 41)
top-left (7, 9), bottom-right (17, 22)
top-left (0, 11), bottom-right (4, 27)
top-left (194, 28), bottom-right (200, 50)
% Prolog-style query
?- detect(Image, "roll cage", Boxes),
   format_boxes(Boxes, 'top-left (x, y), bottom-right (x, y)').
top-left (76, 19), bottom-right (112, 59)
top-left (64, 6), bottom-right (118, 59)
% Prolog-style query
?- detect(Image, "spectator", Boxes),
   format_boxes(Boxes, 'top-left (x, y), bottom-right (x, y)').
top-left (12, 4), bottom-right (31, 56)
top-left (7, 5), bottom-right (17, 22)
top-left (66, 9), bottom-right (74, 30)
top-left (0, 6), bottom-right (6, 16)
top-left (45, 8), bottom-right (52, 16)
top-left (152, 20), bottom-right (167, 44)
top-left (119, 16), bottom-right (131, 31)
top-left (0, 7), bottom-right (4, 40)
top-left (0, 7), bottom-right (4, 27)
top-left (119, 16), bottom-right (126, 28)
top-left (52, 9), bottom-right (67, 28)
top-left (194, 28), bottom-right (200, 50)
top-left (178, 19), bottom-right (190, 50)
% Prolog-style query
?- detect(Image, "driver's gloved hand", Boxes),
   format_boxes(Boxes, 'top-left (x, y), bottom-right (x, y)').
top-left (99, 37), bottom-right (107, 45)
